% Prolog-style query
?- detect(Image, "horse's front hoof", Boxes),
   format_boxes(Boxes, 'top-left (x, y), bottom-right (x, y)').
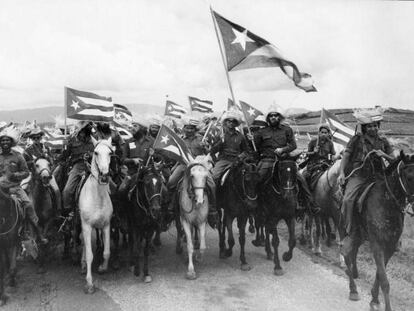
top-left (274, 268), bottom-right (284, 276)
top-left (185, 271), bottom-right (197, 280)
top-left (84, 284), bottom-right (96, 294)
top-left (240, 263), bottom-right (251, 271)
top-left (225, 249), bottom-right (233, 257)
top-left (37, 266), bottom-right (47, 274)
top-left (248, 225), bottom-right (255, 234)
top-left (312, 248), bottom-right (322, 256)
top-left (144, 275), bottom-right (152, 283)
top-left (0, 294), bottom-right (9, 306)
top-left (349, 292), bottom-right (360, 301)
top-left (282, 252), bottom-right (292, 262)
top-left (369, 301), bottom-right (380, 311)
top-left (98, 265), bottom-right (108, 274)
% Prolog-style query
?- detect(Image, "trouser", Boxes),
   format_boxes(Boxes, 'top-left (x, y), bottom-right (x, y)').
top-left (212, 159), bottom-right (233, 183)
top-left (10, 186), bottom-right (39, 225)
top-left (341, 176), bottom-right (367, 235)
top-left (62, 162), bottom-right (87, 212)
top-left (49, 176), bottom-right (62, 212)
top-left (257, 159), bottom-right (274, 183)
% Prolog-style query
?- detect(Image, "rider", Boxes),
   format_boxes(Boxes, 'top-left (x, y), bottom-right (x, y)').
top-left (253, 106), bottom-right (320, 214)
top-left (211, 110), bottom-right (251, 182)
top-left (0, 127), bottom-right (48, 244)
top-left (302, 124), bottom-right (336, 188)
top-left (166, 117), bottom-right (217, 225)
top-left (338, 107), bottom-right (394, 255)
top-left (24, 127), bottom-right (62, 212)
top-left (60, 121), bottom-right (95, 215)
top-left (147, 117), bottom-right (162, 140)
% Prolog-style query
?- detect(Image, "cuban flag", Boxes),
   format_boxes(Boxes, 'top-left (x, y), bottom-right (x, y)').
top-left (188, 96), bottom-right (213, 113)
top-left (321, 108), bottom-right (354, 148)
top-left (114, 103), bottom-right (133, 126)
top-left (164, 100), bottom-right (187, 119)
top-left (65, 87), bottom-right (114, 122)
top-left (240, 100), bottom-right (263, 126)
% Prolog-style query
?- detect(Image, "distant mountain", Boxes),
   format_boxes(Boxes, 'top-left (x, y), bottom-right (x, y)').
top-left (0, 103), bottom-right (165, 124)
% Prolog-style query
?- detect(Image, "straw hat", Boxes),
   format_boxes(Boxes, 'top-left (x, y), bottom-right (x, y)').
top-left (223, 110), bottom-right (243, 126)
top-left (0, 127), bottom-right (20, 146)
top-left (28, 127), bottom-right (45, 138)
top-left (353, 107), bottom-right (384, 125)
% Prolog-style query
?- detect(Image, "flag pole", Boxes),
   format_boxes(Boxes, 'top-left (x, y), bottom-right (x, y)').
top-left (210, 7), bottom-right (256, 151)
top-left (64, 86), bottom-right (68, 137)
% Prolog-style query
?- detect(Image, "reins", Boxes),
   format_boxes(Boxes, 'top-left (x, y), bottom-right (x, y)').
top-left (0, 189), bottom-right (19, 236)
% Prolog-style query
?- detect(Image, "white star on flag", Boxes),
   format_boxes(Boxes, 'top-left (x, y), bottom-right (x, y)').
top-left (231, 28), bottom-right (254, 51)
top-left (71, 100), bottom-right (80, 110)
top-left (161, 135), bottom-right (170, 144)
top-left (247, 107), bottom-right (256, 116)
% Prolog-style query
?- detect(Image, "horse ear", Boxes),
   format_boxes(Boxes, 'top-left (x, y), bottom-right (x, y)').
top-left (400, 150), bottom-right (407, 163)
top-left (107, 136), bottom-right (112, 146)
top-left (91, 135), bottom-right (98, 147)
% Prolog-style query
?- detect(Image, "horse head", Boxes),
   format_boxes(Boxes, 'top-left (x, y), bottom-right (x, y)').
top-left (396, 150), bottom-right (414, 202)
top-left (34, 157), bottom-right (52, 186)
top-left (139, 167), bottom-right (163, 219)
top-left (186, 156), bottom-right (210, 208)
top-left (235, 158), bottom-right (260, 211)
top-left (91, 136), bottom-right (114, 184)
top-left (272, 159), bottom-right (298, 200)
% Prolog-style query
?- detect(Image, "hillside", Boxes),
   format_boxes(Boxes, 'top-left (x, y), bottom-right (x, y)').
top-left (289, 107), bottom-right (414, 137)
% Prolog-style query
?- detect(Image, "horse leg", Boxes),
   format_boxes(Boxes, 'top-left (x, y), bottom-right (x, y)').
top-left (8, 245), bottom-right (17, 288)
top-left (153, 228), bottom-right (161, 247)
top-left (265, 226), bottom-right (273, 260)
top-left (175, 215), bottom-right (183, 255)
top-left (271, 226), bottom-right (284, 276)
top-left (133, 231), bottom-right (141, 277)
top-left (225, 216), bottom-right (235, 258)
top-left (370, 245), bottom-right (392, 311)
top-left (344, 243), bottom-right (360, 301)
top-left (182, 220), bottom-right (196, 280)
top-left (283, 218), bottom-right (296, 262)
top-left (312, 215), bottom-right (322, 256)
top-left (0, 251), bottom-right (7, 306)
top-left (143, 230), bottom-right (152, 283)
top-left (238, 216), bottom-right (250, 271)
top-left (248, 215), bottom-right (255, 234)
top-left (98, 226), bottom-right (110, 274)
top-left (219, 213), bottom-right (227, 259)
top-left (194, 226), bottom-right (200, 250)
top-left (111, 227), bottom-right (120, 271)
top-left (82, 225), bottom-right (95, 294)
top-left (195, 222), bottom-right (206, 263)
top-left (95, 228), bottom-right (103, 266)
top-left (299, 215), bottom-right (307, 246)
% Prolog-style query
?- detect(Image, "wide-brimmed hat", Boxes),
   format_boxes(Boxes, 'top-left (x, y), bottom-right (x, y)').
top-left (223, 110), bottom-right (243, 126)
top-left (0, 127), bottom-right (20, 146)
top-left (353, 107), bottom-right (384, 125)
top-left (182, 116), bottom-right (200, 130)
top-left (252, 115), bottom-right (268, 128)
top-left (28, 128), bottom-right (45, 138)
top-left (318, 123), bottom-right (331, 133)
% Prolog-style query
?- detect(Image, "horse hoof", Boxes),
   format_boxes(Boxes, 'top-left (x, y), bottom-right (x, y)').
top-left (273, 268), bottom-right (284, 276)
top-left (225, 249), bottom-right (233, 257)
top-left (266, 253), bottom-right (273, 261)
top-left (240, 264), bottom-right (251, 271)
top-left (252, 239), bottom-right (263, 247)
top-left (185, 271), bottom-right (197, 280)
top-left (37, 266), bottom-right (47, 274)
top-left (144, 275), bottom-right (152, 283)
top-left (248, 225), bottom-right (255, 234)
top-left (369, 301), bottom-right (380, 311)
top-left (282, 252), bottom-right (292, 262)
top-left (349, 292), bottom-right (360, 301)
top-left (98, 265), bottom-right (108, 274)
top-left (84, 284), bottom-right (96, 294)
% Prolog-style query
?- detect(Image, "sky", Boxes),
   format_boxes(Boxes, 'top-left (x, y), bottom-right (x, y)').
top-left (1, 0), bottom-right (414, 115)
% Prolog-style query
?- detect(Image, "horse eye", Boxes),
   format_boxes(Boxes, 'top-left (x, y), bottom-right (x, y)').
top-left (94, 151), bottom-right (98, 155)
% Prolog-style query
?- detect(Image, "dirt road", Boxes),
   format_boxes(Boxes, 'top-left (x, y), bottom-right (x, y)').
top-left (1, 226), bottom-right (397, 311)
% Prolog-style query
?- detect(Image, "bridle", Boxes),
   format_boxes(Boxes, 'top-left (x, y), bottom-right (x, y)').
top-left (270, 161), bottom-right (298, 196)
top-left (91, 142), bottom-right (113, 184)
top-left (34, 158), bottom-right (52, 185)
top-left (383, 160), bottom-right (414, 209)
top-left (136, 171), bottom-right (162, 218)
top-left (237, 165), bottom-right (259, 201)
top-left (187, 162), bottom-right (208, 193)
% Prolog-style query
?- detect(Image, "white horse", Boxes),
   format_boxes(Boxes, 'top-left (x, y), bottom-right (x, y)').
top-left (79, 136), bottom-right (114, 294)
top-left (179, 154), bottom-right (212, 280)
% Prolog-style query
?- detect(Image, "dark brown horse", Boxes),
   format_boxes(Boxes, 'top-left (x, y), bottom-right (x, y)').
top-left (0, 186), bottom-right (20, 306)
top-left (217, 158), bottom-right (260, 271)
top-left (344, 151), bottom-right (414, 311)
top-left (127, 166), bottom-right (163, 283)
top-left (261, 158), bottom-right (299, 275)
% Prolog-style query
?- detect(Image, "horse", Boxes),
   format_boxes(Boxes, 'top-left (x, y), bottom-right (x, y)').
top-left (301, 159), bottom-right (345, 257)
top-left (217, 158), bottom-right (260, 270)
top-left (127, 165), bottom-right (163, 283)
top-left (31, 157), bottom-right (62, 273)
top-left (79, 136), bottom-right (114, 294)
top-left (260, 157), bottom-right (299, 275)
top-left (178, 155), bottom-right (212, 280)
top-left (0, 186), bottom-right (20, 306)
top-left (344, 151), bottom-right (414, 311)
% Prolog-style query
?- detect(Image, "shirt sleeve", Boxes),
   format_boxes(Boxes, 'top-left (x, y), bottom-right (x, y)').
top-left (344, 135), bottom-right (358, 155)
top-left (282, 127), bottom-right (297, 153)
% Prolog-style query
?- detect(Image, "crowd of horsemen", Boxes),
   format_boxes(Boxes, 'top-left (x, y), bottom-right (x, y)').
top-left (0, 105), bottom-right (395, 260)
